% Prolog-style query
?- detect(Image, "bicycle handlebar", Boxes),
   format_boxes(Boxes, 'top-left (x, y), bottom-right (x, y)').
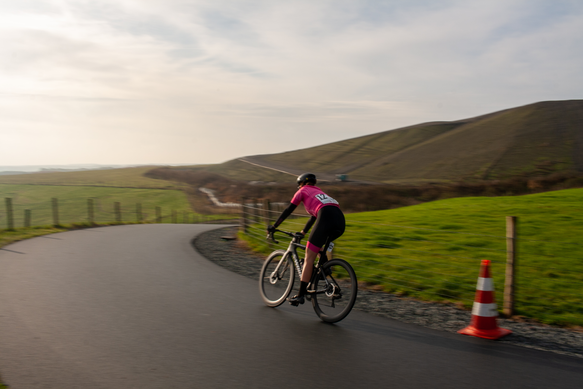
top-left (266, 228), bottom-right (303, 245)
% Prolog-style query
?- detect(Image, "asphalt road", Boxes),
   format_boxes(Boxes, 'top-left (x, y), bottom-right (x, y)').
top-left (0, 224), bottom-right (581, 389)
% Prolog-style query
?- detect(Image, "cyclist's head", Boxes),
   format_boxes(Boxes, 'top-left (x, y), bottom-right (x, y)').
top-left (297, 173), bottom-right (317, 188)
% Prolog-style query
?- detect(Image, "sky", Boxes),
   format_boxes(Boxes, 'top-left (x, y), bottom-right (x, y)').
top-left (1, 0), bottom-right (582, 167)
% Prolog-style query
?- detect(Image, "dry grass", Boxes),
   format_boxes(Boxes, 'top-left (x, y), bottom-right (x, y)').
top-left (193, 100), bottom-right (583, 184)
top-left (0, 166), bottom-right (185, 189)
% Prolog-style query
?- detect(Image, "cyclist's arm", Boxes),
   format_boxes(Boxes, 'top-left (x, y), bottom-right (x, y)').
top-left (302, 216), bottom-right (317, 235)
top-left (273, 202), bottom-right (297, 228)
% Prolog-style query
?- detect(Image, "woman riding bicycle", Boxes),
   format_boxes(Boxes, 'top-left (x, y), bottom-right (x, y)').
top-left (268, 173), bottom-right (345, 306)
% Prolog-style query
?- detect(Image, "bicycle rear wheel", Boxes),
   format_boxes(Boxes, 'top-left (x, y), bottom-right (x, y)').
top-left (311, 258), bottom-right (357, 323)
top-left (259, 250), bottom-right (295, 307)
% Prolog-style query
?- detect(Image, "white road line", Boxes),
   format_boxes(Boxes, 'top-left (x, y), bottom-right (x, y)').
top-left (238, 159), bottom-right (297, 176)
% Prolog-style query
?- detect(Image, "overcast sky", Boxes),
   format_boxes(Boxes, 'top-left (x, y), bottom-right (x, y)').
top-left (1, 0), bottom-right (581, 166)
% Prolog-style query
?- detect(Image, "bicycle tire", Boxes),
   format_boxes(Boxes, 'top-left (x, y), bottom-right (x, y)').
top-left (311, 258), bottom-right (357, 323)
top-left (259, 250), bottom-right (295, 307)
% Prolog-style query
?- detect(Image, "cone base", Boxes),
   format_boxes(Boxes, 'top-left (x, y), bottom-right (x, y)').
top-left (458, 325), bottom-right (512, 340)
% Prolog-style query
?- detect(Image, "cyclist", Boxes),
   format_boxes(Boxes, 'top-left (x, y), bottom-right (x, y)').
top-left (268, 173), bottom-right (345, 306)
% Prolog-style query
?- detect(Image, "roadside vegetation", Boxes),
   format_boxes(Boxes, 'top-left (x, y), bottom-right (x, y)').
top-left (240, 188), bottom-right (583, 327)
top-left (149, 166), bottom-right (583, 213)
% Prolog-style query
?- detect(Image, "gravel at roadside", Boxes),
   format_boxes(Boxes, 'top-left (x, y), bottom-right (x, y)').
top-left (193, 226), bottom-right (583, 359)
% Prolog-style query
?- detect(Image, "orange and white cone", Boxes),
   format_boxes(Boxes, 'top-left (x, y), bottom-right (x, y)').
top-left (458, 260), bottom-right (511, 340)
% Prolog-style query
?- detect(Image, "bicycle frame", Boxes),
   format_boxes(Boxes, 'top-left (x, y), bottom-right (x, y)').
top-left (268, 230), bottom-right (330, 293)
top-left (269, 234), bottom-right (305, 281)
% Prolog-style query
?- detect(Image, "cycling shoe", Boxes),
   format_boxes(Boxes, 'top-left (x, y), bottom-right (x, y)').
top-left (288, 295), bottom-right (305, 306)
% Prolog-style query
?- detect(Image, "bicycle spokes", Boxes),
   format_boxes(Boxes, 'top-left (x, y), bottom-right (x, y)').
top-left (311, 259), bottom-right (357, 323)
top-left (259, 251), bottom-right (295, 307)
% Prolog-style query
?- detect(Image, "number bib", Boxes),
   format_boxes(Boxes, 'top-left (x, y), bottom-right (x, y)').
top-left (315, 193), bottom-right (339, 205)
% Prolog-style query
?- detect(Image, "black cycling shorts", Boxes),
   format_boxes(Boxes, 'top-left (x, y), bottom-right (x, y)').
top-left (307, 206), bottom-right (345, 253)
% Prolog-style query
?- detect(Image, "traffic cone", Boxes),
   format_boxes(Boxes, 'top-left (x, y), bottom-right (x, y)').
top-left (458, 260), bottom-right (511, 340)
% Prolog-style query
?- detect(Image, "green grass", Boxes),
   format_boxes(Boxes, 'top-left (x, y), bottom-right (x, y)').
top-left (1, 225), bottom-right (104, 248)
top-left (240, 188), bottom-right (583, 327)
top-left (0, 184), bottom-right (231, 227)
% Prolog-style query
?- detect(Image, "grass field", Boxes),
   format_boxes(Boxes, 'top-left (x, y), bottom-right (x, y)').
top-left (0, 167), bottom-right (184, 189)
top-left (0, 184), bottom-right (229, 227)
top-left (241, 188), bottom-right (583, 327)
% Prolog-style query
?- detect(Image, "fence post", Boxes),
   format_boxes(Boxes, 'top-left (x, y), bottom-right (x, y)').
top-left (171, 210), bottom-right (177, 224)
top-left (52, 198), bottom-right (59, 227)
top-left (115, 202), bottom-right (122, 223)
top-left (252, 198), bottom-right (259, 223)
top-left (5, 198), bottom-right (14, 230)
top-left (263, 199), bottom-right (272, 229)
top-left (25, 209), bottom-right (31, 228)
top-left (136, 203), bottom-right (143, 223)
top-left (240, 198), bottom-right (248, 233)
top-left (504, 216), bottom-right (517, 317)
top-left (156, 207), bottom-right (162, 223)
top-left (88, 199), bottom-right (95, 224)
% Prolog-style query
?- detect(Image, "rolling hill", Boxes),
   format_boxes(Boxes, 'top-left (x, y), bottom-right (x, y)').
top-left (204, 100), bottom-right (583, 184)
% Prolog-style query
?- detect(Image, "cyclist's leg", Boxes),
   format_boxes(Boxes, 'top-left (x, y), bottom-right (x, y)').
top-left (302, 206), bottom-right (344, 282)
top-left (289, 210), bottom-right (326, 305)
top-left (290, 207), bottom-right (345, 306)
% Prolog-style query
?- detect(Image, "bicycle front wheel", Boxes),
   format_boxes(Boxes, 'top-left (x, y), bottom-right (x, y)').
top-left (312, 258), bottom-right (357, 323)
top-left (259, 250), bottom-right (295, 307)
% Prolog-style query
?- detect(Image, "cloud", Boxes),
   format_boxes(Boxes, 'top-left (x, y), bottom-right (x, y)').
top-left (1, 0), bottom-right (582, 165)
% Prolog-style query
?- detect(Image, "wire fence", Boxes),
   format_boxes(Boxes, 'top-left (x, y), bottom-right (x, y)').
top-left (1, 197), bottom-right (235, 229)
top-left (240, 200), bottom-right (583, 326)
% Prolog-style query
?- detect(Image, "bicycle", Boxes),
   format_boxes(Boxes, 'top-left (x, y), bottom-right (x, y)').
top-left (259, 229), bottom-right (357, 323)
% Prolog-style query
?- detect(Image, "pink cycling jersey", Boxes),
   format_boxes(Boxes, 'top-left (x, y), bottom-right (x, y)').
top-left (291, 185), bottom-right (339, 217)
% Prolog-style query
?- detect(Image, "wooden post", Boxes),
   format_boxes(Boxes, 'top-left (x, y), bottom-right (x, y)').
top-left (263, 199), bottom-right (272, 229)
top-left (5, 198), bottom-right (14, 230)
top-left (136, 203), bottom-right (143, 223)
top-left (114, 202), bottom-right (122, 223)
top-left (156, 207), bottom-right (162, 223)
top-left (504, 216), bottom-right (517, 317)
top-left (183, 211), bottom-right (187, 223)
top-left (52, 198), bottom-right (59, 227)
top-left (24, 209), bottom-right (31, 228)
top-left (88, 199), bottom-right (95, 224)
top-left (250, 199), bottom-right (259, 223)
top-left (240, 198), bottom-right (247, 233)
top-left (172, 210), bottom-right (177, 224)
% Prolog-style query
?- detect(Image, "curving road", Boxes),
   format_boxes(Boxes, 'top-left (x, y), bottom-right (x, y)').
top-left (0, 224), bottom-right (582, 388)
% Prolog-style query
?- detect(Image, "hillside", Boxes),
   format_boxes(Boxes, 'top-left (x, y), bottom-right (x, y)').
top-left (0, 167), bottom-right (184, 189)
top-left (206, 100), bottom-right (583, 184)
